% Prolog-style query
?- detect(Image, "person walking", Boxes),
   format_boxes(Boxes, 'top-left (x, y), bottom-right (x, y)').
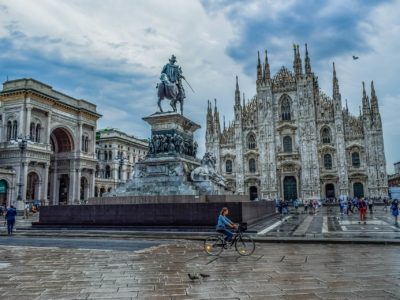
top-left (391, 199), bottom-right (399, 226)
top-left (358, 197), bottom-right (367, 224)
top-left (5, 205), bottom-right (17, 236)
top-left (303, 200), bottom-right (308, 214)
top-left (293, 199), bottom-right (299, 214)
top-left (368, 198), bottom-right (374, 214)
top-left (383, 197), bottom-right (388, 212)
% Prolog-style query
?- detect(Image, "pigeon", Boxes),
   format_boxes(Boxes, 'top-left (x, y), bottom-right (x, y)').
top-left (188, 273), bottom-right (200, 280)
top-left (199, 273), bottom-right (210, 278)
top-left (352, 55), bottom-right (359, 60)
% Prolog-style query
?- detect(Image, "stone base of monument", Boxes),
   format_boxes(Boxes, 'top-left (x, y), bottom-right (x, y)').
top-left (104, 111), bottom-right (231, 197)
top-left (33, 201), bottom-right (275, 229)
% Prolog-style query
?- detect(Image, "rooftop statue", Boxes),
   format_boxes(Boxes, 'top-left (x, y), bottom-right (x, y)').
top-left (157, 54), bottom-right (191, 115)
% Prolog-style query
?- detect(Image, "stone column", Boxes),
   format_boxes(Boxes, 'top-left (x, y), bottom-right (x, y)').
top-left (50, 164), bottom-right (58, 205)
top-left (75, 168), bottom-right (82, 203)
top-left (42, 163), bottom-right (49, 205)
top-left (77, 122), bottom-right (82, 154)
top-left (21, 162), bottom-right (28, 202)
top-left (25, 106), bottom-right (32, 139)
top-left (68, 161), bottom-right (76, 205)
top-left (90, 170), bottom-right (95, 198)
top-left (46, 111), bottom-right (52, 145)
top-left (1, 110), bottom-right (5, 141)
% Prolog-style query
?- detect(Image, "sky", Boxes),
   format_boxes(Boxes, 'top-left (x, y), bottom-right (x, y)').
top-left (0, 0), bottom-right (399, 173)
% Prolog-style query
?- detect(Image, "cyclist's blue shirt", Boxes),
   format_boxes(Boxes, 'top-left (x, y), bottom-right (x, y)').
top-left (216, 215), bottom-right (232, 230)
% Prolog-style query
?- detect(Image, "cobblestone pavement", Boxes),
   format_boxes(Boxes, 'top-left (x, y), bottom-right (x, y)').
top-left (0, 239), bottom-right (400, 299)
top-left (254, 206), bottom-right (400, 238)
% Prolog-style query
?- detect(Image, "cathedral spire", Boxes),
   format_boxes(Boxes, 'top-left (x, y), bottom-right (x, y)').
top-left (214, 98), bottom-right (220, 134)
top-left (206, 100), bottom-right (214, 134)
top-left (304, 43), bottom-right (312, 74)
top-left (370, 80), bottom-right (380, 115)
top-left (362, 81), bottom-right (371, 116)
top-left (223, 115), bottom-right (226, 131)
top-left (235, 75), bottom-right (241, 107)
top-left (293, 44), bottom-right (302, 76)
top-left (263, 49), bottom-right (270, 81)
top-left (256, 51), bottom-right (262, 85)
top-left (332, 62), bottom-right (341, 102)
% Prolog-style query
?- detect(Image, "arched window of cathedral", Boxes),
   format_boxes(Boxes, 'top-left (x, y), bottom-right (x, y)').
top-left (104, 151), bottom-right (108, 161)
top-left (247, 133), bottom-right (256, 149)
top-left (283, 136), bottom-right (292, 152)
top-left (324, 154), bottom-right (332, 169)
top-left (249, 158), bottom-right (256, 173)
top-left (105, 165), bottom-right (111, 178)
top-left (95, 165), bottom-right (99, 178)
top-left (35, 124), bottom-right (41, 143)
top-left (109, 151), bottom-right (112, 160)
top-left (321, 127), bottom-right (331, 144)
top-left (30, 122), bottom-right (36, 141)
top-left (12, 120), bottom-right (18, 139)
top-left (6, 121), bottom-right (12, 141)
top-left (226, 160), bottom-right (232, 173)
top-left (281, 97), bottom-right (291, 121)
top-left (352, 152), bottom-right (360, 168)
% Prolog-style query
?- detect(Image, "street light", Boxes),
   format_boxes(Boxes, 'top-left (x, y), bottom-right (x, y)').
top-left (10, 135), bottom-right (33, 207)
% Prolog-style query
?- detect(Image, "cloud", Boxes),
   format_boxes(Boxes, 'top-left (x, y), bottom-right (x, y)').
top-left (0, 0), bottom-right (399, 173)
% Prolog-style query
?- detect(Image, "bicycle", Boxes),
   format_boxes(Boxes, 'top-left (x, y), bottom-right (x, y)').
top-left (204, 223), bottom-right (255, 256)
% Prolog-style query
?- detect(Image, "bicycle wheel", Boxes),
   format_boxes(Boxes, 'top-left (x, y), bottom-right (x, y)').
top-left (235, 235), bottom-right (255, 256)
top-left (204, 235), bottom-right (224, 256)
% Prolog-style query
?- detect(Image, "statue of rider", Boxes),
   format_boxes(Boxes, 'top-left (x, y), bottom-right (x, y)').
top-left (161, 55), bottom-right (186, 107)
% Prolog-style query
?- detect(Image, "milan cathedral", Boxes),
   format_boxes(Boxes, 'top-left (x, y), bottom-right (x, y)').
top-left (206, 44), bottom-right (388, 201)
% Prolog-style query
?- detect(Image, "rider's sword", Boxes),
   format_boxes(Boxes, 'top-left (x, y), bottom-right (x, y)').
top-left (182, 78), bottom-right (195, 93)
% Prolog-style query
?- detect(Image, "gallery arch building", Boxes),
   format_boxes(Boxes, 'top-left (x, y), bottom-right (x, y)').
top-left (0, 78), bottom-right (101, 208)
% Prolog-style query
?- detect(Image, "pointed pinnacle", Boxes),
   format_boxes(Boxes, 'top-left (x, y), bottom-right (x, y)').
top-left (362, 81), bottom-right (366, 96)
top-left (371, 80), bottom-right (376, 96)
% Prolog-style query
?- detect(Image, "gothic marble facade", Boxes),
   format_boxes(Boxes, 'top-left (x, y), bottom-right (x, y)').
top-left (206, 45), bottom-right (388, 201)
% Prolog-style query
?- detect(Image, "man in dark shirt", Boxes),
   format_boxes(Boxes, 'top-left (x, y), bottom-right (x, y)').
top-left (5, 205), bottom-right (17, 236)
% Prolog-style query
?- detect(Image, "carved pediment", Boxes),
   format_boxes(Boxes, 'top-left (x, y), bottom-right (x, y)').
top-left (319, 144), bottom-right (336, 153)
top-left (276, 122), bottom-right (297, 132)
top-left (348, 172), bottom-right (367, 179)
top-left (272, 67), bottom-right (296, 92)
top-left (346, 143), bottom-right (364, 151)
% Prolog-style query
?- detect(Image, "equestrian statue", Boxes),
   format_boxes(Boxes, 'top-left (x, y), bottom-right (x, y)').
top-left (157, 54), bottom-right (193, 115)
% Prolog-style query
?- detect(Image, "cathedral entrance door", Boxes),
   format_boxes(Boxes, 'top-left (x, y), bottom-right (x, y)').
top-left (325, 183), bottom-right (335, 199)
top-left (59, 175), bottom-right (69, 205)
top-left (249, 186), bottom-right (258, 200)
top-left (283, 176), bottom-right (297, 201)
top-left (353, 182), bottom-right (364, 198)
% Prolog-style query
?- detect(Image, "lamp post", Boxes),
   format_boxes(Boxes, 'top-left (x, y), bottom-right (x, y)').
top-left (10, 135), bottom-right (32, 209)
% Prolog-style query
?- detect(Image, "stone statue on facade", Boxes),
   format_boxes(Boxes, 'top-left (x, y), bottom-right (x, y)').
top-left (157, 54), bottom-right (186, 115)
top-left (191, 152), bottom-right (227, 187)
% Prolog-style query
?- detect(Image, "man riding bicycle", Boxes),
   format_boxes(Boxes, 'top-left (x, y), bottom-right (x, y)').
top-left (216, 207), bottom-right (237, 242)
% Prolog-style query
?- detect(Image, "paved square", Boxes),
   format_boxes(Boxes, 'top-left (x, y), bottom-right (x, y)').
top-left (0, 239), bottom-right (399, 299)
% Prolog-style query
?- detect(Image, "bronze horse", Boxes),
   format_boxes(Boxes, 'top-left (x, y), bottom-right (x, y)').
top-left (157, 73), bottom-right (184, 114)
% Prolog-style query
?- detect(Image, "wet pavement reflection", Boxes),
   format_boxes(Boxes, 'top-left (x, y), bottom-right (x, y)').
top-left (0, 239), bottom-right (399, 299)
